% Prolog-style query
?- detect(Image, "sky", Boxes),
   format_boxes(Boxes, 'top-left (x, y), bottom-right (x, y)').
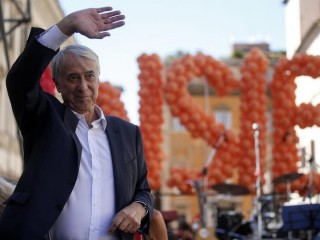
top-left (58, 0), bottom-right (286, 125)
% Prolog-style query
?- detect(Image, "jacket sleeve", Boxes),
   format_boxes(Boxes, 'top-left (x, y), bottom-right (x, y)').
top-left (134, 126), bottom-right (154, 234)
top-left (6, 27), bottom-right (58, 134)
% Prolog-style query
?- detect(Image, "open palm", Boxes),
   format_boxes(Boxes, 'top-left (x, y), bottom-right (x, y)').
top-left (58, 7), bottom-right (125, 39)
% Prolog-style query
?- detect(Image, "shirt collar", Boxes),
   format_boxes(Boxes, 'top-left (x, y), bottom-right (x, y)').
top-left (71, 105), bottom-right (107, 130)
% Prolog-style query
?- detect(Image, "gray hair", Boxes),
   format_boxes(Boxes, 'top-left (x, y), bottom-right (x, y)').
top-left (50, 45), bottom-right (100, 81)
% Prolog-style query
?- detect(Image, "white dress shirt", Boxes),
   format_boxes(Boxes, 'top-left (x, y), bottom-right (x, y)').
top-left (49, 106), bottom-right (116, 240)
top-left (37, 27), bottom-right (117, 240)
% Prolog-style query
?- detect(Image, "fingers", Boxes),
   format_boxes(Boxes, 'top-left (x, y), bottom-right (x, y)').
top-left (108, 208), bottom-right (141, 234)
top-left (123, 223), bottom-right (138, 233)
top-left (97, 17), bottom-right (125, 38)
top-left (110, 20), bottom-right (126, 30)
top-left (100, 10), bottom-right (122, 19)
top-left (96, 22), bottom-right (124, 39)
top-left (109, 217), bottom-right (140, 233)
top-left (102, 15), bottom-right (125, 31)
top-left (96, 6), bottom-right (113, 13)
top-left (96, 32), bottom-right (111, 39)
top-left (99, 11), bottom-right (125, 37)
top-left (109, 220), bottom-right (140, 234)
top-left (104, 15), bottom-right (126, 24)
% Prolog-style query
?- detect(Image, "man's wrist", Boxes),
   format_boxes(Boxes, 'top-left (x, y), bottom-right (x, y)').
top-left (36, 25), bottom-right (69, 51)
top-left (135, 201), bottom-right (148, 217)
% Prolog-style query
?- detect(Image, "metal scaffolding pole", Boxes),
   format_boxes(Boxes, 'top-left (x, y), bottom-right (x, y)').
top-left (0, 0), bottom-right (31, 70)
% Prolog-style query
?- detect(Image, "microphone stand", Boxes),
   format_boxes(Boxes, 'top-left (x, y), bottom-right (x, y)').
top-left (252, 123), bottom-right (263, 239)
top-left (308, 141), bottom-right (316, 201)
top-left (202, 133), bottom-right (225, 176)
top-left (200, 132), bottom-right (225, 237)
top-left (301, 140), bottom-right (319, 203)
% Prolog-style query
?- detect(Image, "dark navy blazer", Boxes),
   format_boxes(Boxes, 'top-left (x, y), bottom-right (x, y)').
top-left (0, 28), bottom-right (153, 240)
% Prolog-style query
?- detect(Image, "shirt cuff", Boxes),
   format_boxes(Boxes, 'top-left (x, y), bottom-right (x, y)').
top-left (36, 25), bottom-right (69, 51)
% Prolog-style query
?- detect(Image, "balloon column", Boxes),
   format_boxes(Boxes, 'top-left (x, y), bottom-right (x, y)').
top-left (137, 54), bottom-right (165, 191)
top-left (238, 48), bottom-right (269, 190)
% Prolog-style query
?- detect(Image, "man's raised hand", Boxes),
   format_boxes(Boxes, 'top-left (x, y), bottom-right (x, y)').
top-left (57, 7), bottom-right (125, 38)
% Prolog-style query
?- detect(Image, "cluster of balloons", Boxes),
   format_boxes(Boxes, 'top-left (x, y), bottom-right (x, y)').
top-left (162, 49), bottom-right (320, 194)
top-left (96, 81), bottom-right (129, 121)
top-left (238, 48), bottom-right (269, 190)
top-left (163, 53), bottom-right (240, 191)
top-left (166, 167), bottom-right (201, 193)
top-left (137, 54), bottom-right (165, 191)
top-left (271, 53), bottom-right (320, 192)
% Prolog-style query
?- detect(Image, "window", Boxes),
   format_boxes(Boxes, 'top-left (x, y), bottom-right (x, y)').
top-left (214, 106), bottom-right (232, 129)
top-left (172, 117), bottom-right (186, 132)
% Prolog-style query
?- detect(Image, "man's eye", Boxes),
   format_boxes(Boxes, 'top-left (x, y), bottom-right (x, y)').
top-left (86, 73), bottom-right (96, 81)
top-left (68, 75), bottom-right (79, 82)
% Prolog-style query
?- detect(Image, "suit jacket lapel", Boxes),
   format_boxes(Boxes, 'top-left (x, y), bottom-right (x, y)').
top-left (63, 107), bottom-right (82, 167)
top-left (105, 120), bottom-right (125, 211)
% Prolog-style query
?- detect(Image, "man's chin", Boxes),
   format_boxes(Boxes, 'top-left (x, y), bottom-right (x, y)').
top-left (71, 105), bottom-right (92, 114)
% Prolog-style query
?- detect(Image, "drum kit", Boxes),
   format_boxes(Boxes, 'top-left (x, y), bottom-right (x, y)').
top-left (191, 171), bottom-right (320, 240)
top-left (190, 125), bottom-right (320, 239)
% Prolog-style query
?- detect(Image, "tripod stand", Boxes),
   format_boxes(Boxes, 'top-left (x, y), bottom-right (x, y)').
top-left (300, 140), bottom-right (319, 203)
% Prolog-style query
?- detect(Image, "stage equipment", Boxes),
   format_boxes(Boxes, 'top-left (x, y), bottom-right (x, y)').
top-left (188, 180), bottom-right (217, 240)
top-left (192, 129), bottom-right (226, 239)
top-left (259, 193), bottom-right (283, 228)
top-left (300, 140), bottom-right (319, 202)
top-left (273, 172), bottom-right (304, 201)
top-left (273, 172), bottom-right (303, 185)
top-left (252, 122), bottom-right (263, 239)
top-left (215, 210), bottom-right (244, 240)
top-left (211, 183), bottom-right (249, 196)
top-left (281, 203), bottom-right (320, 239)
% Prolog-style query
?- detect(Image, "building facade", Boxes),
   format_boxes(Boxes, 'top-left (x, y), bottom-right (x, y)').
top-left (0, 0), bottom-right (75, 180)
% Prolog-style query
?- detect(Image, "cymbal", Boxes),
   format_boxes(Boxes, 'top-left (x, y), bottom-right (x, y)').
top-left (272, 172), bottom-right (303, 185)
top-left (211, 183), bottom-right (250, 196)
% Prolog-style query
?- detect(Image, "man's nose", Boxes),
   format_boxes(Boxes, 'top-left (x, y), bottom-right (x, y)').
top-left (78, 77), bottom-right (88, 91)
